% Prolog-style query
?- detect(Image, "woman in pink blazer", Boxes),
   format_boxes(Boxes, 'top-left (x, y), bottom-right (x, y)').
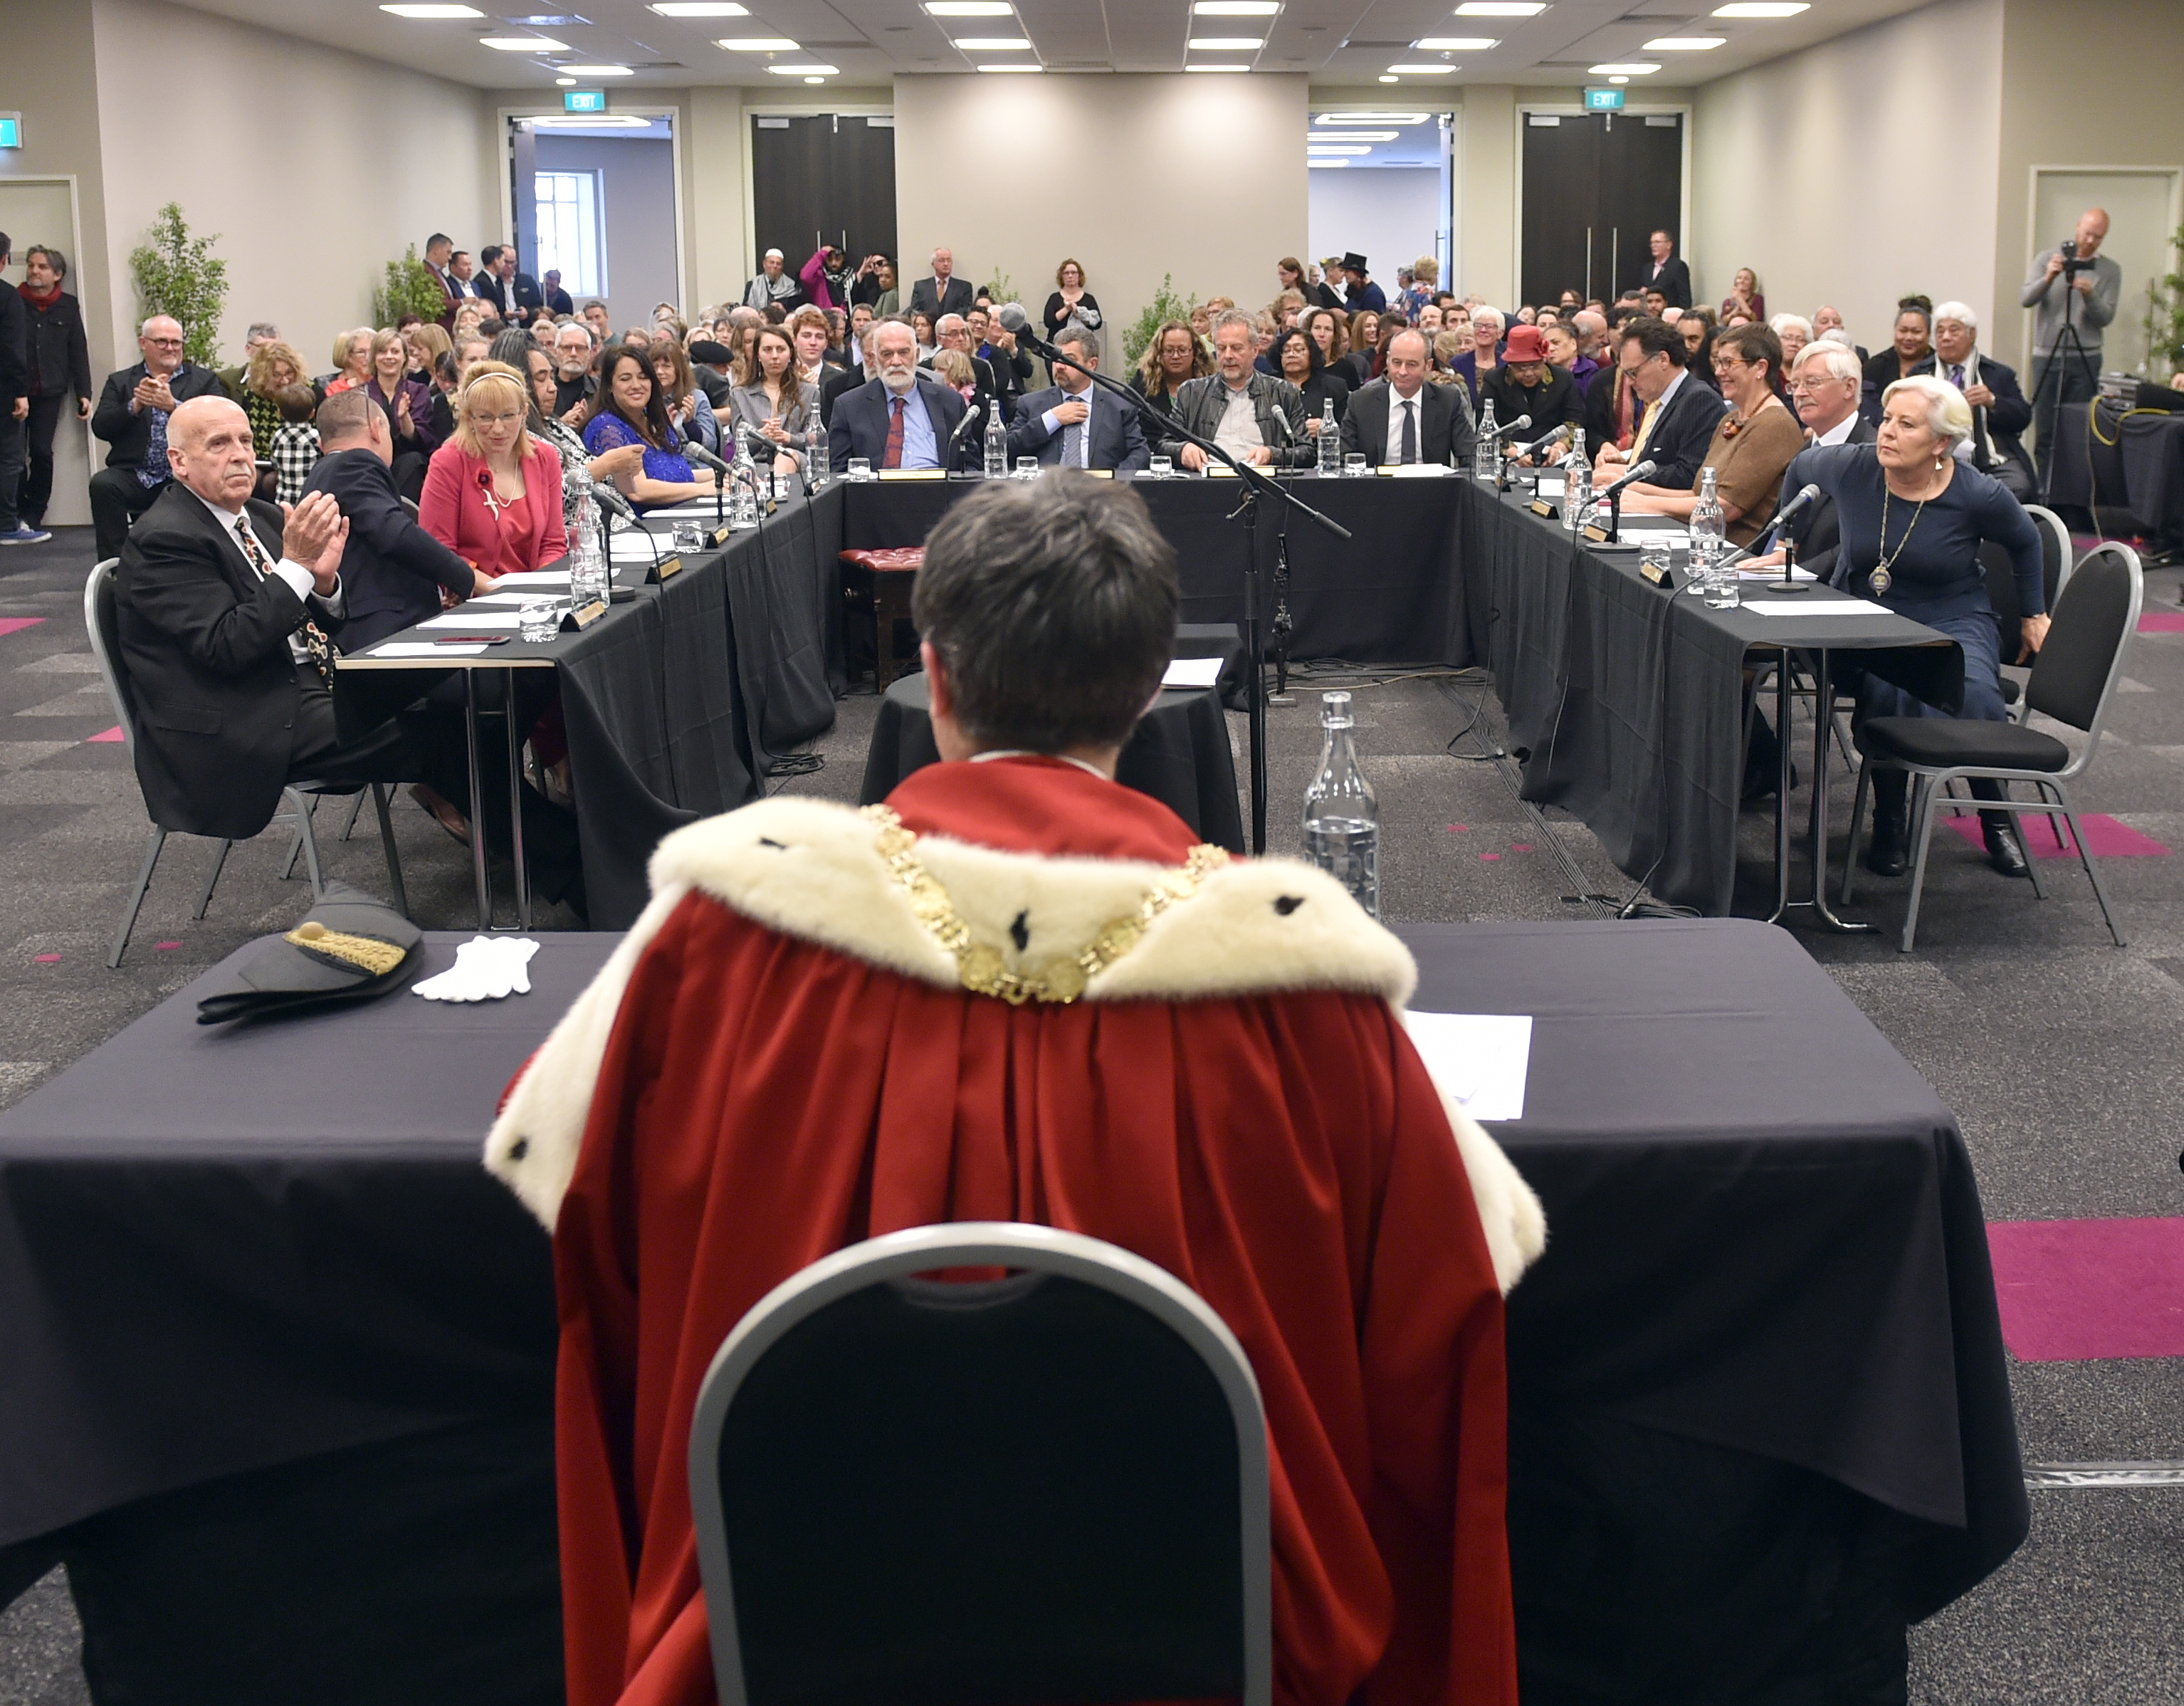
top-left (419, 362), bottom-right (569, 577)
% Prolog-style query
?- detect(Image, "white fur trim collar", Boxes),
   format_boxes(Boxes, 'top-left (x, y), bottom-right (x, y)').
top-left (485, 796), bottom-right (1543, 1289)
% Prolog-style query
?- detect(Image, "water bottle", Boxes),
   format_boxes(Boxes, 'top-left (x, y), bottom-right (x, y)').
top-left (1473, 399), bottom-right (1498, 480)
top-left (729, 463), bottom-right (759, 530)
top-left (1302, 691), bottom-right (1379, 919)
top-left (805, 425), bottom-right (829, 487)
top-left (1691, 467), bottom-right (1733, 606)
top-left (1316, 397), bottom-right (1339, 476)
top-left (983, 407), bottom-right (1007, 478)
top-left (1562, 430), bottom-right (1590, 532)
top-left (565, 465), bottom-right (610, 609)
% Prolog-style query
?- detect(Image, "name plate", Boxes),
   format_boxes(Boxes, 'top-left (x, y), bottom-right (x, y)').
top-left (1529, 499), bottom-right (1558, 520)
top-left (1640, 558), bottom-right (1676, 588)
top-left (877, 467), bottom-right (946, 481)
top-left (1582, 522), bottom-right (1613, 544)
top-left (565, 599), bottom-right (609, 632)
top-left (1204, 464), bottom-right (1241, 478)
top-left (651, 555), bottom-right (682, 582)
top-left (1083, 468), bottom-right (1114, 479)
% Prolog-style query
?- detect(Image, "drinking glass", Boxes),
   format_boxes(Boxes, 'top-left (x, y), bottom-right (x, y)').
top-left (1344, 454), bottom-right (1368, 478)
top-left (846, 456), bottom-right (871, 481)
top-left (1014, 457), bottom-right (1039, 479)
top-left (1146, 455), bottom-right (1172, 478)
top-left (671, 520), bottom-right (705, 553)
top-left (518, 599), bottom-right (562, 643)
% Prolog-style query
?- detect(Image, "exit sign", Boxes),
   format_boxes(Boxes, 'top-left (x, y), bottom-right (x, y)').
top-left (0, 114), bottom-right (21, 150)
top-left (1583, 87), bottom-right (1624, 111)
top-left (562, 89), bottom-right (607, 112)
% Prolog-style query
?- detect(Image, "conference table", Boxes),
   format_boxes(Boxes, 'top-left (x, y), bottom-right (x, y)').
top-left (2044, 396), bottom-right (2184, 539)
top-left (0, 917), bottom-right (2025, 1704)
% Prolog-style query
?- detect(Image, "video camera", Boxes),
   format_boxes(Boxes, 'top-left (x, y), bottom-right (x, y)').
top-left (2060, 239), bottom-right (2096, 276)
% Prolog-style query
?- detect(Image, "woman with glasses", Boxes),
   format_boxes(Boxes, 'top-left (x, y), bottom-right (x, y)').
top-left (419, 362), bottom-right (567, 579)
top-left (1617, 323), bottom-right (1803, 546)
top-left (1271, 325), bottom-right (1348, 431)
top-left (1129, 320), bottom-right (1210, 420)
top-left (584, 345), bottom-right (721, 510)
top-left (322, 328), bottom-right (374, 394)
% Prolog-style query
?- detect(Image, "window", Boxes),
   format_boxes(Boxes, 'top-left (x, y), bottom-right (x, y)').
top-left (534, 169), bottom-right (607, 295)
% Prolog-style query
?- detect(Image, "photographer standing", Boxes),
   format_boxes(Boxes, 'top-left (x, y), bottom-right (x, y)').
top-left (2021, 206), bottom-right (2121, 491)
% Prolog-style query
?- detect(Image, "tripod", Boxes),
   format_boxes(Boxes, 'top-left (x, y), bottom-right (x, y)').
top-left (2035, 266), bottom-right (2099, 507)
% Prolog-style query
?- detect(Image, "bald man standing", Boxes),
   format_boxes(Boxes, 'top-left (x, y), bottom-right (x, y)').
top-left (2022, 206), bottom-right (2121, 491)
top-left (115, 396), bottom-right (415, 842)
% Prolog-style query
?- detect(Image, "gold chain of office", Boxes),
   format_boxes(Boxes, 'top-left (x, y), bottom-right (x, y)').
top-left (862, 804), bottom-right (1229, 1005)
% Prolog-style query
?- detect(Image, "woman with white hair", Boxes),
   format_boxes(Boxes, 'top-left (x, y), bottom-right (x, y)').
top-left (1449, 307), bottom-right (1504, 416)
top-left (1781, 373), bottom-right (2047, 879)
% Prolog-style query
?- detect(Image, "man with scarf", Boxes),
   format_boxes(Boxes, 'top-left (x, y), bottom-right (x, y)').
top-left (742, 248), bottom-right (804, 314)
top-left (0, 231), bottom-right (46, 547)
top-left (1924, 301), bottom-right (2035, 499)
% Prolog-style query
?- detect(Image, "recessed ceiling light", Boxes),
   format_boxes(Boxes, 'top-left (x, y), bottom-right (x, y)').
top-left (1416, 36), bottom-right (1496, 48)
top-left (1387, 63), bottom-right (1455, 72)
top-left (379, 4), bottom-right (483, 15)
top-left (1307, 144), bottom-right (1370, 154)
top-left (804, 74), bottom-right (824, 82)
top-left (555, 75), bottom-right (577, 83)
top-left (720, 36), bottom-right (798, 48)
top-left (953, 36), bottom-right (1029, 48)
top-left (1454, 1), bottom-right (1543, 14)
top-left (649, 1), bottom-right (750, 14)
top-left (925, 1), bottom-right (1014, 13)
top-left (1316, 110), bottom-right (1427, 122)
top-left (520, 113), bottom-right (653, 126)
top-left (1643, 35), bottom-right (1725, 48)
top-left (561, 63), bottom-right (635, 74)
top-left (767, 62), bottom-right (837, 73)
top-left (1185, 63), bottom-right (1250, 71)
top-left (1310, 155), bottom-right (1350, 164)
top-left (1308, 129), bottom-right (1396, 140)
top-left (1588, 62), bottom-right (1659, 73)
top-left (977, 61), bottom-right (1043, 70)
top-left (1376, 73), bottom-right (1397, 82)
top-left (1607, 74), bottom-right (1628, 83)
top-left (1712, 1), bottom-right (1807, 13)
top-left (481, 35), bottom-right (568, 48)
top-left (1189, 36), bottom-right (1264, 48)
top-left (1195, 0), bottom-right (1279, 10)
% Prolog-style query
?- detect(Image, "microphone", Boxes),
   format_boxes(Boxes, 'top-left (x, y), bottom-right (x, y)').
top-left (681, 439), bottom-right (730, 476)
top-left (1479, 412), bottom-right (1533, 444)
top-left (589, 478), bottom-right (638, 525)
top-left (1763, 482), bottom-right (1822, 534)
top-left (1518, 422), bottom-right (1572, 460)
top-left (1269, 404), bottom-right (1295, 446)
top-left (1597, 459), bottom-right (1658, 499)
top-left (994, 302), bottom-right (1041, 346)
top-left (946, 400), bottom-right (984, 469)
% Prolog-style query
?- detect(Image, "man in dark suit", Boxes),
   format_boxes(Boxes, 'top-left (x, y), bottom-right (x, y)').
top-left (1006, 324), bottom-right (1150, 472)
top-left (1594, 315), bottom-right (1728, 493)
top-left (1771, 340), bottom-right (1876, 585)
top-left (923, 314), bottom-right (999, 417)
top-left (0, 228), bottom-right (43, 546)
top-left (476, 245), bottom-right (544, 326)
top-left (1642, 231), bottom-right (1692, 311)
top-left (89, 315), bottom-right (229, 562)
top-left (1928, 303), bottom-right (2035, 498)
top-left (303, 390), bottom-right (488, 651)
top-left (908, 246), bottom-right (975, 326)
top-left (829, 319), bottom-right (970, 472)
top-left (422, 232), bottom-right (466, 330)
top-left (113, 396), bottom-right (414, 842)
top-left (821, 325), bottom-right (875, 429)
top-left (1340, 329), bottom-right (1476, 468)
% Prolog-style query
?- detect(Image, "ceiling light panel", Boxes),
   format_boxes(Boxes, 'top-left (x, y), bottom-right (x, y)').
top-left (1189, 36), bottom-right (1264, 48)
top-left (1185, 63), bottom-right (1250, 71)
top-left (1316, 110), bottom-right (1427, 123)
top-left (379, 4), bottom-right (483, 15)
top-left (1454, 1), bottom-right (1544, 14)
top-left (1415, 36), bottom-right (1496, 48)
top-left (481, 35), bottom-right (568, 48)
top-left (1712, 1), bottom-right (1807, 13)
top-left (649, 2), bottom-right (750, 13)
top-left (925, 1), bottom-right (1014, 14)
top-left (1387, 63), bottom-right (1456, 72)
top-left (767, 62), bottom-right (838, 72)
top-left (977, 61), bottom-right (1043, 70)
top-left (720, 36), bottom-right (798, 48)
top-left (1308, 129), bottom-right (1397, 140)
top-left (953, 35), bottom-right (1029, 47)
top-left (561, 63), bottom-right (635, 73)
top-left (1588, 62), bottom-right (1659, 73)
top-left (1307, 144), bottom-right (1370, 154)
top-left (1642, 36), bottom-right (1724, 48)
top-left (1195, 0), bottom-right (1279, 10)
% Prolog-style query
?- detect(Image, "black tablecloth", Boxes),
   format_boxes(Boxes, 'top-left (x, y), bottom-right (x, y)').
top-left (2046, 402), bottom-right (2184, 535)
top-left (0, 920), bottom-right (2021, 1702)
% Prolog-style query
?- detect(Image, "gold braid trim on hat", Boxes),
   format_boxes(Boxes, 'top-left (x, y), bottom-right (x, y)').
top-left (862, 804), bottom-right (1229, 1005)
top-left (285, 920), bottom-right (408, 978)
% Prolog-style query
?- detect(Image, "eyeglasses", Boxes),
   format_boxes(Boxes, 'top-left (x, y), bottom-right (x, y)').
top-left (470, 411), bottom-right (524, 426)
top-left (142, 337), bottom-right (184, 348)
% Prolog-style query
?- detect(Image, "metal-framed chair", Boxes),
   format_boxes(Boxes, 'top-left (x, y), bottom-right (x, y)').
top-left (2024, 503), bottom-right (2074, 609)
top-left (688, 1221), bottom-right (1272, 1706)
top-left (86, 559), bottom-right (407, 968)
top-left (1842, 542), bottom-right (2141, 951)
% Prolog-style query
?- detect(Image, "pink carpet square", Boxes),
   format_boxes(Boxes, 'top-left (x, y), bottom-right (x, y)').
top-left (2138, 612), bottom-right (2184, 634)
top-left (0, 617), bottom-right (46, 638)
top-left (1942, 812), bottom-right (2167, 859)
top-left (85, 726), bottom-right (125, 744)
top-left (1988, 1218), bottom-right (2184, 1361)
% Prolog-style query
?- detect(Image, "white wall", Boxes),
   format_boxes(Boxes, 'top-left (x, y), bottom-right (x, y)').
top-left (1308, 169), bottom-right (1442, 300)
top-left (1691, 0), bottom-right (2002, 355)
top-left (88, 0), bottom-right (493, 373)
top-left (894, 73), bottom-right (1308, 360)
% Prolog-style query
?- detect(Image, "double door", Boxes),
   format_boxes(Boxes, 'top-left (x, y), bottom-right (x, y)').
top-left (750, 115), bottom-right (896, 278)
top-left (1519, 111), bottom-right (1684, 308)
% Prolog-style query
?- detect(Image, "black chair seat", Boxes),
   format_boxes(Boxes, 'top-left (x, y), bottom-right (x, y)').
top-left (1855, 715), bottom-right (2069, 772)
top-left (1999, 675), bottom-right (2020, 705)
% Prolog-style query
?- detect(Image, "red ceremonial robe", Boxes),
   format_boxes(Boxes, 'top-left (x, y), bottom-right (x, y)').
top-left (487, 757), bottom-right (1542, 1706)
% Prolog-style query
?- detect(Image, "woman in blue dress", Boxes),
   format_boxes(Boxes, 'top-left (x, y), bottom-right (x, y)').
top-left (1782, 374), bottom-right (2049, 879)
top-left (580, 346), bottom-right (723, 511)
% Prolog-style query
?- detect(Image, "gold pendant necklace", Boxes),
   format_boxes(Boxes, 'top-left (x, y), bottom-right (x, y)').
top-left (1870, 469), bottom-right (1941, 596)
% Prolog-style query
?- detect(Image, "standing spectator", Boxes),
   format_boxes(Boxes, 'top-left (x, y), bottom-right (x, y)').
top-left (1401, 256), bottom-right (1439, 320)
top-left (743, 248), bottom-right (802, 313)
top-left (1449, 307), bottom-right (1504, 417)
top-left (909, 246), bottom-right (975, 325)
top-left (847, 252), bottom-right (891, 309)
top-left (0, 230), bottom-right (38, 545)
top-left (88, 315), bottom-right (226, 561)
top-left (1720, 267), bottom-right (1764, 324)
top-left (1129, 320), bottom-right (1210, 421)
top-left (447, 248), bottom-right (479, 301)
top-left (476, 244), bottom-right (543, 326)
top-left (866, 258), bottom-right (901, 318)
top-left (2022, 205), bottom-right (2121, 491)
top-left (323, 328), bottom-right (374, 393)
top-left (1641, 229), bottom-right (1692, 310)
top-left (798, 246), bottom-right (852, 312)
top-left (1042, 259), bottom-right (1103, 342)
top-left (422, 234), bottom-right (466, 326)
top-left (1338, 253), bottom-right (1386, 315)
top-left (540, 268), bottom-right (575, 317)
top-left (268, 386), bottom-right (321, 506)
top-left (13, 244), bottom-right (92, 535)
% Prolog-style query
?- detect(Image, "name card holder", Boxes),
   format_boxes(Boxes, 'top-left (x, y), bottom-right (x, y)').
top-left (651, 555), bottom-right (682, 583)
top-left (563, 599), bottom-right (610, 632)
top-left (877, 467), bottom-right (947, 481)
top-left (1529, 499), bottom-right (1559, 520)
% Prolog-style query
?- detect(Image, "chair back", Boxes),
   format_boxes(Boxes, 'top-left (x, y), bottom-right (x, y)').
top-left (689, 1222), bottom-right (1271, 1706)
top-left (2025, 541), bottom-right (2141, 736)
top-left (83, 558), bottom-right (140, 745)
top-left (2024, 503), bottom-right (2073, 609)
top-left (1978, 538), bottom-right (2020, 644)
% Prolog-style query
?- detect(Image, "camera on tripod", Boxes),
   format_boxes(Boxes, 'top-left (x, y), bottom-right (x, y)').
top-left (2060, 239), bottom-right (2096, 275)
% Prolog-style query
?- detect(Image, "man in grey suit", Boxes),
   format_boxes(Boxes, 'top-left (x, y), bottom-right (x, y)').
top-left (1005, 324), bottom-right (1150, 473)
top-left (1339, 330), bottom-right (1475, 468)
top-left (1157, 310), bottom-right (1311, 470)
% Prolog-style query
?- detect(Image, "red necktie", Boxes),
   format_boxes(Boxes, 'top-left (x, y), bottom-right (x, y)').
top-left (883, 396), bottom-right (905, 470)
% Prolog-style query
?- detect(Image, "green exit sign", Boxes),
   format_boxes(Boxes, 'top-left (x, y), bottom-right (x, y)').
top-left (562, 89), bottom-right (607, 112)
top-left (1584, 87), bottom-right (1624, 111)
top-left (0, 114), bottom-right (21, 150)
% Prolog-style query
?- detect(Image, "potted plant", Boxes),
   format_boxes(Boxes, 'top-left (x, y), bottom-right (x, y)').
top-left (374, 244), bottom-right (453, 328)
top-left (1123, 273), bottom-right (1200, 367)
top-left (129, 202), bottom-right (228, 369)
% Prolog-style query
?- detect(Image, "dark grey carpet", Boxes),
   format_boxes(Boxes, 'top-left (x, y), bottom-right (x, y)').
top-left (2, 524), bottom-right (2179, 1702)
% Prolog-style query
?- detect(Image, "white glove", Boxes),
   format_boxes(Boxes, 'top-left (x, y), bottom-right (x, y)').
top-left (414, 936), bottom-right (540, 1001)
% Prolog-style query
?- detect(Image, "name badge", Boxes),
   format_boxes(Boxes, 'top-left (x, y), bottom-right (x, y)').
top-left (1529, 499), bottom-right (1558, 520)
top-left (652, 555), bottom-right (681, 581)
top-left (1582, 522), bottom-right (1612, 543)
top-left (877, 467), bottom-right (946, 482)
top-left (567, 598), bottom-right (609, 631)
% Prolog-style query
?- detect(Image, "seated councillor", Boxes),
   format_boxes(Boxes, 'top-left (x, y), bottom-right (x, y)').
top-left (827, 319), bottom-right (968, 473)
top-left (1271, 325), bottom-right (1349, 433)
top-left (88, 315), bottom-right (228, 562)
top-left (1128, 319), bottom-right (1209, 421)
top-left (728, 325), bottom-right (821, 479)
top-left (1004, 323), bottom-right (1149, 472)
top-left (520, 345), bottom-right (646, 537)
top-left (1156, 310), bottom-right (1312, 471)
top-left (114, 397), bottom-right (416, 841)
top-left (420, 363), bottom-right (569, 579)
top-left (305, 389), bottom-right (494, 651)
top-left (1617, 322), bottom-right (1804, 547)
top-left (1594, 315), bottom-right (1730, 492)
top-left (1339, 328), bottom-right (1476, 469)
top-left (1481, 324), bottom-right (1582, 453)
top-left (580, 347), bottom-right (722, 511)
top-left (487, 469), bottom-right (1543, 1706)
top-left (1769, 340), bottom-right (1875, 585)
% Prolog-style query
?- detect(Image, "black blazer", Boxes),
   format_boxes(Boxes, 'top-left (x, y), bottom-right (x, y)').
top-left (1005, 384), bottom-right (1150, 473)
top-left (21, 291), bottom-right (93, 402)
top-left (908, 276), bottom-right (975, 325)
top-left (114, 485), bottom-right (335, 840)
top-left (1338, 379), bottom-right (1476, 469)
top-left (542, 285), bottom-right (574, 317)
top-left (478, 271), bottom-right (543, 323)
top-left (90, 362), bottom-right (229, 468)
top-left (819, 362), bottom-right (867, 429)
top-left (1293, 370), bottom-right (1350, 428)
top-left (303, 447), bottom-right (475, 650)
top-left (1781, 417), bottom-right (1878, 585)
top-left (1645, 256), bottom-right (1693, 310)
top-left (1900, 352), bottom-right (2035, 470)
top-left (827, 375), bottom-right (970, 472)
top-left (1480, 367), bottom-right (1582, 439)
top-left (0, 284), bottom-right (24, 403)
top-left (1632, 376), bottom-right (1729, 491)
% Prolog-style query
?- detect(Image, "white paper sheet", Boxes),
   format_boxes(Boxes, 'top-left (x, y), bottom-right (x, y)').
top-left (1746, 599), bottom-right (1891, 617)
top-left (1387, 463), bottom-right (1454, 478)
top-left (488, 570), bottom-right (571, 589)
top-left (1400, 1010), bottom-right (1533, 1122)
top-left (465, 592), bottom-right (538, 605)
top-left (1161, 656), bottom-right (1224, 689)
top-left (419, 612), bottom-right (523, 629)
top-left (1537, 478), bottom-right (1565, 496)
top-left (611, 535), bottom-right (668, 560)
top-left (370, 642), bottom-right (487, 657)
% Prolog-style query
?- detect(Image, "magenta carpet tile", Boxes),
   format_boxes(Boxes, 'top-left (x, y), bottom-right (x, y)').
top-left (85, 727), bottom-right (124, 744)
top-left (1941, 811), bottom-right (2168, 859)
top-left (1987, 1217), bottom-right (2184, 1361)
top-left (2139, 611), bottom-right (2184, 634)
top-left (0, 618), bottom-right (46, 639)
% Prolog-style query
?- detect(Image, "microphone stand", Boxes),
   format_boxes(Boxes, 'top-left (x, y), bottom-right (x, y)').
top-left (1019, 320), bottom-right (1350, 853)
